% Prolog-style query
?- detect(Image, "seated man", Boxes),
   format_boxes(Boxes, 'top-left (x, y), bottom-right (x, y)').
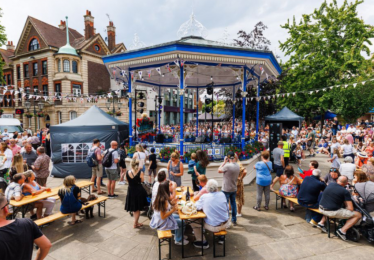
top-left (318, 176), bottom-right (362, 241)
top-left (297, 169), bottom-right (326, 225)
top-left (299, 160), bottom-right (319, 179)
top-left (4, 173), bottom-right (43, 218)
top-left (191, 179), bottom-right (230, 249)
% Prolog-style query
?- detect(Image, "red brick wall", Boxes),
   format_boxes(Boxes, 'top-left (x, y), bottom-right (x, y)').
top-left (87, 61), bottom-right (110, 94)
top-left (18, 26), bottom-right (46, 55)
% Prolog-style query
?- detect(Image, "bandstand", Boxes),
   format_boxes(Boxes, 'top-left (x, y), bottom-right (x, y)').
top-left (102, 35), bottom-right (281, 158)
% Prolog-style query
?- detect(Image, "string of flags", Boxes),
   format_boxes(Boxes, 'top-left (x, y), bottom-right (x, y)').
top-left (245, 78), bottom-right (372, 101)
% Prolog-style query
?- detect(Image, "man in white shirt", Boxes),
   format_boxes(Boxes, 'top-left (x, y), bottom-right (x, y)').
top-left (1, 129), bottom-right (10, 142)
top-left (291, 127), bottom-right (298, 139)
top-left (104, 141), bottom-right (119, 199)
top-left (347, 125), bottom-right (355, 134)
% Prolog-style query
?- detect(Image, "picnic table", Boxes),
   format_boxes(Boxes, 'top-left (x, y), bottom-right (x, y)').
top-left (10, 181), bottom-right (94, 218)
top-left (176, 186), bottom-right (206, 258)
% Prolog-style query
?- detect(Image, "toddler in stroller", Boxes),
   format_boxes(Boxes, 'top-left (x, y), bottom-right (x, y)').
top-left (130, 180), bottom-right (154, 219)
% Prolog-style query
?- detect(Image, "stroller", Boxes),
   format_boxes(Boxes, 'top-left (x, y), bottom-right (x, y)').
top-left (348, 183), bottom-right (374, 243)
top-left (129, 181), bottom-right (154, 220)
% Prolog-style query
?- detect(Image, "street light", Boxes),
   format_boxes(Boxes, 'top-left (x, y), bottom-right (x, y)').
top-left (105, 92), bottom-right (122, 117)
top-left (25, 100), bottom-right (44, 132)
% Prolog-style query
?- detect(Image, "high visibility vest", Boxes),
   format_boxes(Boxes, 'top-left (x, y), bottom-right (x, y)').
top-left (283, 141), bottom-right (290, 158)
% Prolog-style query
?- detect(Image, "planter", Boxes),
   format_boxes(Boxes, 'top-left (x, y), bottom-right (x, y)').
top-left (160, 158), bottom-right (169, 163)
top-left (37, 115), bottom-right (44, 118)
top-left (26, 115), bottom-right (33, 118)
top-left (164, 138), bottom-right (173, 143)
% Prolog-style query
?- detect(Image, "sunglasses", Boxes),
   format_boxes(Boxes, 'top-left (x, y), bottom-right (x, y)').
top-left (1, 201), bottom-right (9, 210)
top-left (329, 168), bottom-right (338, 172)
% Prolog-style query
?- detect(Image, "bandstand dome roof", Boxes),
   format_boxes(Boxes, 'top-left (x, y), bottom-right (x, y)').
top-left (102, 35), bottom-right (282, 90)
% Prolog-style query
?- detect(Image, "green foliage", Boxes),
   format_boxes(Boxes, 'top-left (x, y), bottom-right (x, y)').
top-left (159, 146), bottom-right (177, 161)
top-left (278, 0), bottom-right (374, 122)
top-left (0, 8), bottom-right (7, 85)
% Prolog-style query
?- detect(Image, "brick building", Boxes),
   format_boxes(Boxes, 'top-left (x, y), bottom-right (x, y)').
top-left (0, 10), bottom-right (131, 130)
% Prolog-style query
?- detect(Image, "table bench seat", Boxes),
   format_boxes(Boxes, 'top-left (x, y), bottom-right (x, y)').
top-left (273, 190), bottom-right (321, 213)
top-left (157, 230), bottom-right (172, 260)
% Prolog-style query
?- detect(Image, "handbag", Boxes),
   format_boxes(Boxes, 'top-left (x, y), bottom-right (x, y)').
top-left (279, 177), bottom-right (298, 197)
top-left (263, 161), bottom-right (272, 174)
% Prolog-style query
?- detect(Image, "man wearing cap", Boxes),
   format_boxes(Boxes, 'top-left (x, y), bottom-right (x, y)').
top-left (272, 141), bottom-right (285, 177)
top-left (297, 169), bottom-right (326, 226)
top-left (218, 151), bottom-right (240, 225)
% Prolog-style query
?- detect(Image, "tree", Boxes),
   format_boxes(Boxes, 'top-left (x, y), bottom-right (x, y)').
top-left (0, 8), bottom-right (7, 85)
top-left (278, 0), bottom-right (374, 122)
top-left (234, 22), bottom-right (271, 51)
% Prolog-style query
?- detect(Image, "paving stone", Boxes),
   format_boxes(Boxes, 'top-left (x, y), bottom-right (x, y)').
top-left (97, 234), bottom-right (141, 257)
top-left (267, 239), bottom-right (314, 260)
top-left (49, 240), bottom-right (98, 260)
top-left (83, 249), bottom-right (123, 260)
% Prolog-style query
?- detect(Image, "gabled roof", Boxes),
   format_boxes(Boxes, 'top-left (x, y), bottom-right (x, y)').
top-left (54, 105), bottom-right (128, 127)
top-left (29, 16), bottom-right (83, 48)
top-left (112, 43), bottom-right (127, 53)
top-left (0, 49), bottom-right (14, 65)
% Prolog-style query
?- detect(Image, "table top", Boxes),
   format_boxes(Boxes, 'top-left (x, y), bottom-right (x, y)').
top-left (176, 186), bottom-right (206, 220)
top-left (10, 181), bottom-right (94, 207)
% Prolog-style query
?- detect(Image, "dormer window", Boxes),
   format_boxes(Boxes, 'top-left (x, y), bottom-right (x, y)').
top-left (94, 44), bottom-right (100, 52)
top-left (29, 38), bottom-right (40, 51)
top-left (63, 60), bottom-right (70, 72)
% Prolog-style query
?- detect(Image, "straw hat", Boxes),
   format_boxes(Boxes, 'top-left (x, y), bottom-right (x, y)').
top-left (357, 152), bottom-right (368, 158)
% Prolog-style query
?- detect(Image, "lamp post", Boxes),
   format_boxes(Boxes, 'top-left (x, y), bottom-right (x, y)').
top-left (24, 100), bottom-right (45, 132)
top-left (154, 95), bottom-right (163, 134)
top-left (105, 92), bottom-right (122, 117)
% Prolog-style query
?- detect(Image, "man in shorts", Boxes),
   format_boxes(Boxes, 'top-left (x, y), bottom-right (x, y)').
top-left (148, 148), bottom-right (157, 183)
top-left (307, 127), bottom-right (316, 157)
top-left (272, 141), bottom-right (285, 177)
top-left (105, 141), bottom-right (119, 199)
top-left (90, 139), bottom-right (105, 195)
top-left (318, 176), bottom-right (362, 241)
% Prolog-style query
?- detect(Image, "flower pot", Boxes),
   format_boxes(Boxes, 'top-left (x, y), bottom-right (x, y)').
top-left (26, 115), bottom-right (33, 118)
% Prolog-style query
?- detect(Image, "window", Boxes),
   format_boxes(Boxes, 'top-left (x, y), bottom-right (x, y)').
top-left (72, 84), bottom-right (81, 97)
top-left (58, 111), bottom-right (62, 124)
top-left (42, 85), bottom-right (48, 96)
top-left (94, 44), bottom-right (100, 52)
top-left (63, 60), bottom-right (70, 72)
top-left (24, 64), bottom-right (29, 78)
top-left (72, 61), bottom-right (78, 73)
top-left (2, 76), bottom-right (5, 86)
top-left (42, 61), bottom-right (47, 75)
top-left (33, 86), bottom-right (38, 95)
top-left (62, 144), bottom-right (75, 163)
top-left (17, 66), bottom-right (20, 80)
top-left (75, 143), bottom-right (90, 162)
top-left (33, 62), bottom-right (38, 76)
top-left (70, 111), bottom-right (77, 120)
top-left (57, 59), bottom-right (61, 72)
top-left (7, 74), bottom-right (11, 85)
top-left (29, 38), bottom-right (40, 51)
top-left (55, 83), bottom-right (61, 96)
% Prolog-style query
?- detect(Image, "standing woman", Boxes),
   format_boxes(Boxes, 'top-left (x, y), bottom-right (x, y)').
top-left (125, 158), bottom-right (148, 228)
top-left (44, 131), bottom-right (51, 157)
top-left (167, 152), bottom-right (184, 187)
top-left (133, 144), bottom-right (147, 173)
top-left (253, 151), bottom-right (272, 211)
top-left (236, 161), bottom-right (247, 217)
top-left (341, 139), bottom-right (355, 162)
top-left (194, 150), bottom-right (210, 181)
top-left (0, 142), bottom-right (13, 178)
top-left (9, 154), bottom-right (28, 180)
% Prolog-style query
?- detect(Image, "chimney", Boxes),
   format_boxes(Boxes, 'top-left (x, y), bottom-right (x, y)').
top-left (59, 20), bottom-right (66, 30)
top-left (6, 41), bottom-right (15, 51)
top-left (84, 10), bottom-right (95, 40)
top-left (107, 21), bottom-right (116, 51)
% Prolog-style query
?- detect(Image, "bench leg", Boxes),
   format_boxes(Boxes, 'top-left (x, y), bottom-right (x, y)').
top-left (327, 217), bottom-right (330, 238)
top-left (213, 235), bottom-right (216, 258)
top-left (159, 239), bottom-right (161, 260)
top-left (223, 235), bottom-right (226, 257)
top-left (169, 237), bottom-right (171, 259)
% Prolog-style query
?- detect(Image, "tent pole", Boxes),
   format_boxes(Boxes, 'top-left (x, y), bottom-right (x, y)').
top-left (179, 66), bottom-right (184, 155)
top-left (129, 77), bottom-right (133, 146)
top-left (241, 67), bottom-right (247, 150)
top-left (232, 85), bottom-right (235, 140)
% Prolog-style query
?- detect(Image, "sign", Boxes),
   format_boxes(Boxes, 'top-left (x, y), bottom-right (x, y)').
top-left (15, 109), bottom-right (24, 115)
top-left (1, 114), bottom-right (13, 118)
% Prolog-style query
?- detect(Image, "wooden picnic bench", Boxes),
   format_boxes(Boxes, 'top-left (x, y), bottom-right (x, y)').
top-left (34, 196), bottom-right (108, 227)
top-left (157, 230), bottom-right (172, 260)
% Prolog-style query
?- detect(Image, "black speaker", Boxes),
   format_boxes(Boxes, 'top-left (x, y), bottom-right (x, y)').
top-left (269, 123), bottom-right (283, 159)
top-left (195, 136), bottom-right (206, 143)
top-left (155, 133), bottom-right (165, 143)
top-left (219, 137), bottom-right (232, 144)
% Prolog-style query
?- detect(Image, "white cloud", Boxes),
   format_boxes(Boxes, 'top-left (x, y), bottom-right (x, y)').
top-left (0, 0), bottom-right (373, 61)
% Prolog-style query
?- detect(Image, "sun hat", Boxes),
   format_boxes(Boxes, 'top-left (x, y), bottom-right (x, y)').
top-left (312, 169), bottom-right (321, 177)
top-left (358, 152), bottom-right (368, 158)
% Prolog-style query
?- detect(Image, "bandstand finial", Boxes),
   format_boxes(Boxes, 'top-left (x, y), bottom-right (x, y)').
top-left (177, 11), bottom-right (208, 39)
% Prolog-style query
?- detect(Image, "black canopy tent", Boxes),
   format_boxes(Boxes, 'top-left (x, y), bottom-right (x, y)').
top-left (265, 107), bottom-right (304, 129)
top-left (50, 106), bottom-right (129, 179)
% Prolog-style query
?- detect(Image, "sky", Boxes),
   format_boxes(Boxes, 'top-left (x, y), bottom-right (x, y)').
top-left (1, 0), bottom-right (374, 61)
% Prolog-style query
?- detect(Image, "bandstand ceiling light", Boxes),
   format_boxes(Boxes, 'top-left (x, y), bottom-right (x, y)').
top-left (241, 91), bottom-right (248, 98)
top-left (210, 76), bottom-right (213, 81)
top-left (162, 74), bottom-right (165, 77)
top-left (105, 101), bottom-right (111, 110)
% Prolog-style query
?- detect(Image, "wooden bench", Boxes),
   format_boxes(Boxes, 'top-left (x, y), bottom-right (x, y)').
top-left (157, 230), bottom-right (172, 260)
top-left (213, 230), bottom-right (227, 258)
top-left (35, 196), bottom-right (108, 227)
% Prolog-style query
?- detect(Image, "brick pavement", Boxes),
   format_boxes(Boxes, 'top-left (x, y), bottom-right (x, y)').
top-left (32, 154), bottom-right (374, 260)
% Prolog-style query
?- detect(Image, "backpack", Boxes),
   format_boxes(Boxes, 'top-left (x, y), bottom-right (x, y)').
top-left (118, 149), bottom-right (127, 168)
top-left (102, 149), bottom-right (116, 168)
top-left (86, 147), bottom-right (98, 167)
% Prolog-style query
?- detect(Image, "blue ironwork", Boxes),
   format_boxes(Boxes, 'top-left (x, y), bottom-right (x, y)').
top-left (158, 87), bottom-right (161, 134)
top-left (232, 85), bottom-right (235, 139)
top-left (180, 66), bottom-right (184, 155)
top-left (241, 67), bottom-right (247, 150)
top-left (196, 89), bottom-right (199, 137)
top-left (129, 78), bottom-right (133, 146)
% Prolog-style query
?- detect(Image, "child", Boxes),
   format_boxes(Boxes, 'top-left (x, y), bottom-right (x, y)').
top-left (294, 143), bottom-right (302, 167)
top-left (328, 148), bottom-right (341, 168)
top-left (188, 153), bottom-right (199, 194)
top-left (148, 148), bottom-right (157, 183)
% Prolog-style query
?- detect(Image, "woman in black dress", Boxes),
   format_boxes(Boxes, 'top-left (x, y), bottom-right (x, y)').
top-left (125, 158), bottom-right (148, 228)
